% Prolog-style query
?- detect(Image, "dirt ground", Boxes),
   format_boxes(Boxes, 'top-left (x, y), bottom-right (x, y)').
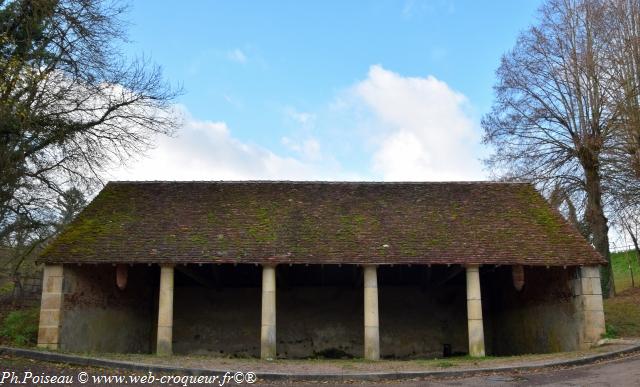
top-left (93, 342), bottom-right (636, 374)
top-left (0, 353), bottom-right (640, 387)
top-left (1, 351), bottom-right (640, 386)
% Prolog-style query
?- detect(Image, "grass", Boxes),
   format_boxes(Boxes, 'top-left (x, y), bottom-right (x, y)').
top-left (611, 250), bottom-right (640, 292)
top-left (603, 250), bottom-right (640, 338)
top-left (0, 308), bottom-right (39, 346)
top-left (604, 287), bottom-right (640, 338)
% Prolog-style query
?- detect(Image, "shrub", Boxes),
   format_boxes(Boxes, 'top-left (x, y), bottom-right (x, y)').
top-left (603, 323), bottom-right (618, 339)
top-left (0, 282), bottom-right (14, 297)
top-left (0, 309), bottom-right (39, 346)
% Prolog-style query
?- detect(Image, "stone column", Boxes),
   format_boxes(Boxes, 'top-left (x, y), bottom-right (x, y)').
top-left (37, 264), bottom-right (64, 350)
top-left (466, 264), bottom-right (485, 357)
top-left (261, 264), bottom-right (277, 360)
top-left (363, 265), bottom-right (380, 360)
top-left (574, 266), bottom-right (606, 349)
top-left (156, 264), bottom-right (174, 356)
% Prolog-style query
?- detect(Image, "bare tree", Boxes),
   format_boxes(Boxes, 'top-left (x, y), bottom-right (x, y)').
top-left (607, 0), bottom-right (640, 184)
top-left (482, 0), bottom-right (619, 296)
top-left (610, 188), bottom-right (640, 268)
top-left (548, 183), bottom-right (591, 239)
top-left (1, 187), bottom-right (86, 296)
top-left (0, 0), bottom-right (180, 245)
top-left (620, 213), bottom-right (640, 264)
top-left (55, 187), bottom-right (86, 229)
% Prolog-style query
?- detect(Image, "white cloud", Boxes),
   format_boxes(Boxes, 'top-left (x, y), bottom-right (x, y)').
top-left (226, 49), bottom-right (247, 64)
top-left (284, 106), bottom-right (316, 129)
top-left (281, 136), bottom-right (322, 161)
top-left (351, 65), bottom-right (483, 181)
top-left (111, 107), bottom-right (350, 181)
top-left (110, 66), bottom-right (484, 183)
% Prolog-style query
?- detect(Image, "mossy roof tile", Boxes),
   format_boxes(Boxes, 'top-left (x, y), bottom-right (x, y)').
top-left (39, 181), bottom-right (605, 266)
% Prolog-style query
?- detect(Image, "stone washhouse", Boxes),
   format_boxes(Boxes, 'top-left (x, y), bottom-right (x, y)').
top-left (37, 181), bottom-right (606, 360)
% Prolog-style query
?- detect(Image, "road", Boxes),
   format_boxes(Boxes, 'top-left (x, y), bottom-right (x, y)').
top-left (266, 353), bottom-right (640, 386)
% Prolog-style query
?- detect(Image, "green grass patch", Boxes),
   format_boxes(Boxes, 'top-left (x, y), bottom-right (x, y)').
top-left (0, 308), bottom-right (39, 346)
top-left (611, 250), bottom-right (640, 292)
top-left (0, 281), bottom-right (14, 297)
top-left (602, 324), bottom-right (618, 339)
top-left (604, 287), bottom-right (640, 338)
top-left (411, 355), bottom-right (495, 368)
top-left (608, 249), bottom-right (640, 338)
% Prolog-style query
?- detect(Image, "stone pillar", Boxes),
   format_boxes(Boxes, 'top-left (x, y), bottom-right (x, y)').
top-left (573, 266), bottom-right (606, 349)
top-left (466, 264), bottom-right (485, 357)
top-left (156, 264), bottom-right (174, 356)
top-left (363, 265), bottom-right (380, 360)
top-left (261, 264), bottom-right (277, 360)
top-left (37, 264), bottom-right (64, 350)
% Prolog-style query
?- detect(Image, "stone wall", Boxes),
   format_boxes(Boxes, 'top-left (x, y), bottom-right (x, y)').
top-left (60, 265), bottom-right (156, 353)
top-left (572, 266), bottom-right (606, 348)
top-left (51, 263), bottom-right (600, 358)
top-left (484, 266), bottom-right (581, 355)
top-left (173, 286), bottom-right (261, 356)
top-left (171, 284), bottom-right (471, 359)
top-left (278, 286), bottom-right (363, 358)
top-left (379, 285), bottom-right (468, 358)
top-left (171, 265), bottom-right (470, 359)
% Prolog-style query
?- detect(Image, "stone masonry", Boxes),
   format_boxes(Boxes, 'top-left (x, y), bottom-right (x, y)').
top-left (37, 264), bottom-right (64, 349)
top-left (573, 266), bottom-right (606, 349)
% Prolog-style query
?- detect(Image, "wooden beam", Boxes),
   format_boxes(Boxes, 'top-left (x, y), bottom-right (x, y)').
top-left (176, 266), bottom-right (211, 288)
top-left (432, 266), bottom-right (464, 288)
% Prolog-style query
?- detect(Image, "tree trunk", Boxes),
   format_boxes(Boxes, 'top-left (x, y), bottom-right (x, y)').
top-left (584, 164), bottom-right (616, 298)
top-left (625, 223), bottom-right (640, 269)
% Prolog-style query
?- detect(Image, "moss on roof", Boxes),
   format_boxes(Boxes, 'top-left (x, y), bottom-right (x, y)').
top-left (40, 181), bottom-right (605, 266)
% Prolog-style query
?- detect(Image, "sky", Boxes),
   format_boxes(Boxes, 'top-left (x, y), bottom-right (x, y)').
top-left (111, 0), bottom-right (544, 182)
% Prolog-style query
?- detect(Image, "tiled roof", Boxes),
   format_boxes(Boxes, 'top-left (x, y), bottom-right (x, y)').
top-left (39, 181), bottom-right (605, 266)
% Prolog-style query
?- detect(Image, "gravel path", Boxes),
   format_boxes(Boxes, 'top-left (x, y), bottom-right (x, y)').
top-left (93, 342), bottom-right (637, 374)
top-left (2, 352), bottom-right (640, 386)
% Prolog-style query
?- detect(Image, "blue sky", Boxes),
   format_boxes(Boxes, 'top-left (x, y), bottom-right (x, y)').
top-left (113, 0), bottom-right (543, 182)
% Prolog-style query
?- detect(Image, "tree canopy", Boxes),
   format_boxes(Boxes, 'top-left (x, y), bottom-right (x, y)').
top-left (483, 0), bottom-right (640, 296)
top-left (0, 0), bottom-right (179, 245)
top-left (0, 0), bottom-right (180, 277)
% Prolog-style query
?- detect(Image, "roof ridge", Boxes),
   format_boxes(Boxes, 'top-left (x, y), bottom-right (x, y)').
top-left (107, 180), bottom-right (532, 185)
